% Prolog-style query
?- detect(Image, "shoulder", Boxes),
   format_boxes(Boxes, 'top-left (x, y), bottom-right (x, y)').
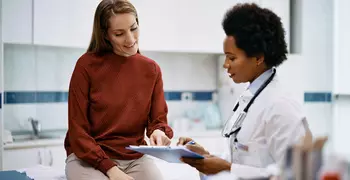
top-left (261, 79), bottom-right (306, 124)
top-left (75, 52), bottom-right (104, 68)
top-left (133, 53), bottom-right (162, 74)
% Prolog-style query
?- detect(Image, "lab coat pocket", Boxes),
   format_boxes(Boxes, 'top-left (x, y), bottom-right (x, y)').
top-left (237, 142), bottom-right (270, 168)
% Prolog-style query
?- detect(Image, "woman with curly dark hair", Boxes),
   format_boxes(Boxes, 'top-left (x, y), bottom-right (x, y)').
top-left (177, 3), bottom-right (312, 179)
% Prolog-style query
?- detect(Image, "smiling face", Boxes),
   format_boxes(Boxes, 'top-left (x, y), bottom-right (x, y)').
top-left (223, 36), bottom-right (265, 84)
top-left (106, 13), bottom-right (139, 57)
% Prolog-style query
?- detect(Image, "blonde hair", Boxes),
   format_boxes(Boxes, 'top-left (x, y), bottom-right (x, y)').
top-left (87, 0), bottom-right (139, 54)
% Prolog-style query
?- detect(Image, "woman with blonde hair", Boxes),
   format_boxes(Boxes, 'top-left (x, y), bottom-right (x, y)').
top-left (64, 0), bottom-right (173, 180)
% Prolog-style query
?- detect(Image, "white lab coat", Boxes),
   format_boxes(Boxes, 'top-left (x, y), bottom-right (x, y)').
top-left (204, 74), bottom-right (311, 180)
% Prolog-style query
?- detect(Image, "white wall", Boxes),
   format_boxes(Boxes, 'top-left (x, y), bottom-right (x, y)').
top-left (332, 0), bottom-right (350, 160)
top-left (298, 0), bottom-right (334, 155)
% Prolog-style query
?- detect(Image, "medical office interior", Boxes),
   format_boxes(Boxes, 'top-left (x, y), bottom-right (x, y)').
top-left (0, 0), bottom-right (349, 179)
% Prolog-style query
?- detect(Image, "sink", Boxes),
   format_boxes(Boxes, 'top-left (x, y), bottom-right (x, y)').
top-left (12, 134), bottom-right (63, 142)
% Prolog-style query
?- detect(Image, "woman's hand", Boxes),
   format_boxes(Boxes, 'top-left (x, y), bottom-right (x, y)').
top-left (150, 129), bottom-right (171, 146)
top-left (107, 166), bottom-right (134, 180)
top-left (177, 137), bottom-right (210, 156)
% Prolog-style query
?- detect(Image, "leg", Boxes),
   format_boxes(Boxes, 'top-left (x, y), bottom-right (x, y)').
top-left (124, 155), bottom-right (163, 180)
top-left (65, 153), bottom-right (109, 180)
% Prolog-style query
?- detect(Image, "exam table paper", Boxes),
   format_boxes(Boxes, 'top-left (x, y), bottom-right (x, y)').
top-left (17, 165), bottom-right (66, 180)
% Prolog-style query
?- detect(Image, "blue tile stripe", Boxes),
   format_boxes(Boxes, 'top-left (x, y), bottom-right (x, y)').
top-left (1, 91), bottom-right (332, 105)
top-left (0, 92), bottom-right (2, 109)
top-left (304, 92), bottom-right (332, 102)
top-left (3, 91), bottom-right (215, 104)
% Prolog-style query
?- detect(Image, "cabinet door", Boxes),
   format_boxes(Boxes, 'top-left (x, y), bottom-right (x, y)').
top-left (131, 0), bottom-right (180, 52)
top-left (3, 148), bottom-right (44, 170)
top-left (133, 0), bottom-right (260, 53)
top-left (2, 0), bottom-right (33, 44)
top-left (46, 146), bottom-right (66, 170)
top-left (33, 0), bottom-right (100, 48)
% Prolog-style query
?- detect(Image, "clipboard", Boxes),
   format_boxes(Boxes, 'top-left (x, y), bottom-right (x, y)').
top-left (126, 145), bottom-right (204, 163)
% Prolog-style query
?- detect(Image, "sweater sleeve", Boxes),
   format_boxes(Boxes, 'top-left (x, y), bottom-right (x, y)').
top-left (68, 62), bottom-right (115, 174)
top-left (146, 64), bottom-right (174, 138)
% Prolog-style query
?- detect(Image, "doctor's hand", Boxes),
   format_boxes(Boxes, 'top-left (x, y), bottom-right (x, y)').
top-left (177, 137), bottom-right (210, 156)
top-left (181, 155), bottom-right (231, 175)
top-left (107, 166), bottom-right (134, 180)
top-left (150, 129), bottom-right (171, 146)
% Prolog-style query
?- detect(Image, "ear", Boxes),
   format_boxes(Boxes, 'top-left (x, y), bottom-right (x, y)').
top-left (255, 55), bottom-right (265, 66)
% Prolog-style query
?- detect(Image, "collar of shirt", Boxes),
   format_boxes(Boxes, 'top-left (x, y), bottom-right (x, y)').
top-left (248, 68), bottom-right (274, 95)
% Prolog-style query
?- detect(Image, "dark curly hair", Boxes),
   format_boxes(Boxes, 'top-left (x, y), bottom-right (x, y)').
top-left (222, 3), bottom-right (288, 67)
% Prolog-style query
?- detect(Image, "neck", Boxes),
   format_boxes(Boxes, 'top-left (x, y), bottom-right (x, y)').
top-left (249, 67), bottom-right (269, 83)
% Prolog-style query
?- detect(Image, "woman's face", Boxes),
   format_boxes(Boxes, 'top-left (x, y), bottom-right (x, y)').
top-left (223, 36), bottom-right (263, 84)
top-left (106, 13), bottom-right (139, 57)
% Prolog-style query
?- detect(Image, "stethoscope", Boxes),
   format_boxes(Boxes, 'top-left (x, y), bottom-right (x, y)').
top-left (221, 68), bottom-right (276, 159)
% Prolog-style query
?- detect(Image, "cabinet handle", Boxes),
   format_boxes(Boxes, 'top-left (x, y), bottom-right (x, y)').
top-left (38, 151), bottom-right (42, 164)
top-left (49, 150), bottom-right (53, 166)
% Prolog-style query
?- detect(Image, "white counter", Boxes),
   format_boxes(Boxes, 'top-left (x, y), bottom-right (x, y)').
top-left (4, 138), bottom-right (64, 150)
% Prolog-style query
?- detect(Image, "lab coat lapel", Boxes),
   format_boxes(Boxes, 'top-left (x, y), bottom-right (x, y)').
top-left (236, 89), bottom-right (255, 142)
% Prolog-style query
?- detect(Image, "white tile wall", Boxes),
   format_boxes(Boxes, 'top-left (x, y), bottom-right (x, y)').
top-left (142, 52), bottom-right (217, 91)
top-left (4, 44), bottom-right (36, 91)
top-left (3, 45), bottom-right (218, 131)
top-left (35, 46), bottom-right (83, 91)
top-left (3, 104), bottom-right (37, 131)
top-left (332, 97), bottom-right (350, 160)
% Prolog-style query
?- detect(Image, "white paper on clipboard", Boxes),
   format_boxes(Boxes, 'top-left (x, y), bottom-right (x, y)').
top-left (126, 145), bottom-right (204, 163)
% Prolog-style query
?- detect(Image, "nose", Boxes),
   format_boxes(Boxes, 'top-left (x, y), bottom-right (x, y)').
top-left (124, 31), bottom-right (135, 45)
top-left (223, 60), bottom-right (230, 69)
top-left (223, 63), bottom-right (230, 69)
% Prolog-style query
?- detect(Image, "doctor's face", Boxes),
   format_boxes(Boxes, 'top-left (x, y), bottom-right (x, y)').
top-left (223, 36), bottom-right (260, 84)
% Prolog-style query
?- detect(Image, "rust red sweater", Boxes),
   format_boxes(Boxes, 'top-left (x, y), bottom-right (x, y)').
top-left (64, 52), bottom-right (173, 174)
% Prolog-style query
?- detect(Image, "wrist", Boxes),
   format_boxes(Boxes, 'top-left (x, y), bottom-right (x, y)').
top-left (224, 162), bottom-right (231, 171)
top-left (106, 166), bottom-right (118, 177)
top-left (153, 129), bottom-right (165, 135)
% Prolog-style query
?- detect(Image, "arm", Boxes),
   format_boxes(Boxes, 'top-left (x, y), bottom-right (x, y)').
top-left (146, 64), bottom-right (173, 138)
top-left (264, 98), bottom-right (309, 165)
top-left (68, 62), bottom-right (115, 174)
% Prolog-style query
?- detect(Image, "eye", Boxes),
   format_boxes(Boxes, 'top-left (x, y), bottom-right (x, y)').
top-left (131, 27), bottom-right (138, 31)
top-left (115, 33), bottom-right (123, 36)
top-left (229, 57), bottom-right (236, 61)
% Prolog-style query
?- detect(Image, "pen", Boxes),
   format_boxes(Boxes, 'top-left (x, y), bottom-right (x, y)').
top-left (186, 140), bottom-right (196, 145)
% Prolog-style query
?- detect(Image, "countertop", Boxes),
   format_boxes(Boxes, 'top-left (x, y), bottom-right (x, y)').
top-left (4, 138), bottom-right (65, 150)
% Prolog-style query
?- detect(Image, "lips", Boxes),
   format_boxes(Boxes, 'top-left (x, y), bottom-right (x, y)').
top-left (125, 42), bottom-right (136, 48)
top-left (227, 72), bottom-right (234, 78)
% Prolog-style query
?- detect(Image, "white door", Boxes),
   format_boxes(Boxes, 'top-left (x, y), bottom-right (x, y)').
top-left (3, 148), bottom-right (44, 170)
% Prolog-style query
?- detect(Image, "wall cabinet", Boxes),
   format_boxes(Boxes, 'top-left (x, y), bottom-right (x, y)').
top-left (33, 0), bottom-right (100, 49)
top-left (2, 0), bottom-right (33, 44)
top-left (2, 0), bottom-right (290, 53)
